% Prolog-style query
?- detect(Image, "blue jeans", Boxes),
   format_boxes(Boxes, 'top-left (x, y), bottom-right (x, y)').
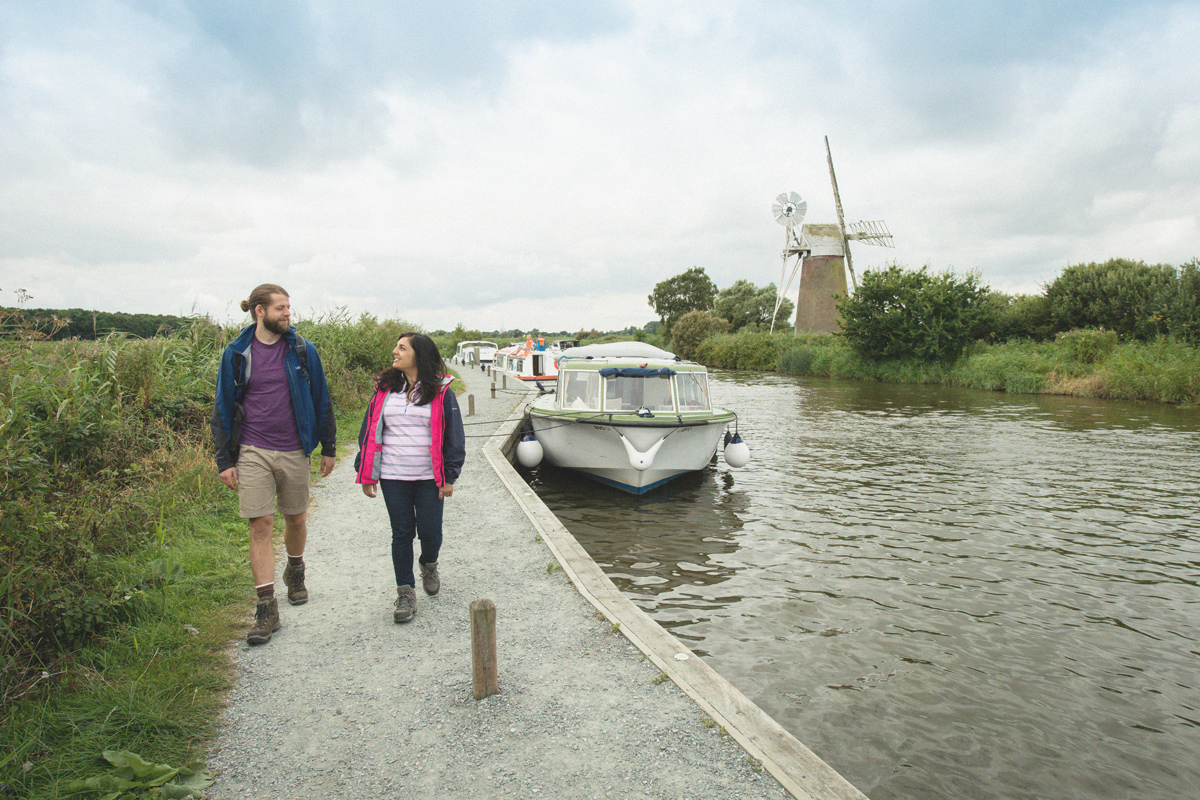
top-left (379, 479), bottom-right (443, 588)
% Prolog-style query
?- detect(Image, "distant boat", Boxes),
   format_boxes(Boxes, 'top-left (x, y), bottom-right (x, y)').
top-left (453, 340), bottom-right (498, 368)
top-left (521, 342), bottom-right (746, 495)
top-left (495, 336), bottom-right (579, 382)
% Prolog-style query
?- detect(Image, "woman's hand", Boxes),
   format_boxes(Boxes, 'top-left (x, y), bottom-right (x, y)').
top-left (439, 483), bottom-right (454, 500)
top-left (362, 484), bottom-right (377, 498)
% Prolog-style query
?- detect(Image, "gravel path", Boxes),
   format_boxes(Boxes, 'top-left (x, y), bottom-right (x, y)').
top-left (205, 365), bottom-right (791, 800)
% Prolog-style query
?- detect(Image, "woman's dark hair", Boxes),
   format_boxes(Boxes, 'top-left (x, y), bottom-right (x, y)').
top-left (377, 332), bottom-right (447, 406)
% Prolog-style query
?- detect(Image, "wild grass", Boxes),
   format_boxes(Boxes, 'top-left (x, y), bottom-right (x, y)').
top-left (723, 329), bottom-right (1200, 405)
top-left (0, 311), bottom-right (417, 798)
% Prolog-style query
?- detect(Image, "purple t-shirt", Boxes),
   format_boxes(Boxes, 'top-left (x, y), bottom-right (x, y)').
top-left (239, 336), bottom-right (302, 452)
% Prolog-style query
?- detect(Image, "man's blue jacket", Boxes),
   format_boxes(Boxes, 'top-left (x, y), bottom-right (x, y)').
top-left (210, 324), bottom-right (337, 473)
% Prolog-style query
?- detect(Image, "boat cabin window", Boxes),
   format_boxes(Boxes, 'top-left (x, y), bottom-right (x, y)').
top-left (604, 374), bottom-right (674, 413)
top-left (675, 372), bottom-right (710, 411)
top-left (560, 371), bottom-right (601, 410)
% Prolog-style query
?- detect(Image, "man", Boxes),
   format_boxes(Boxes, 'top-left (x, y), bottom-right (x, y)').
top-left (211, 284), bottom-right (336, 645)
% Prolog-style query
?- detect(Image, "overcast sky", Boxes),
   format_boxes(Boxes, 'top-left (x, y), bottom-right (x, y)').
top-left (2, 1), bottom-right (1197, 332)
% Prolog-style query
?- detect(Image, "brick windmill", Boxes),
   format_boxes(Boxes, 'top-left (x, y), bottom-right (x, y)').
top-left (780, 137), bottom-right (895, 333)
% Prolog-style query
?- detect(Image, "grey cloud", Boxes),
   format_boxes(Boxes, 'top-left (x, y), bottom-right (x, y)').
top-left (143, 0), bottom-right (632, 166)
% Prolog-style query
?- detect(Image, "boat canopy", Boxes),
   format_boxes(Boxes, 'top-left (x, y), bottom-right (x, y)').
top-left (558, 342), bottom-right (678, 361)
top-left (598, 366), bottom-right (676, 378)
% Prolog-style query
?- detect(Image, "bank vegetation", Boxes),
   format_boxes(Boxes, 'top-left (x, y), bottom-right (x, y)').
top-left (680, 258), bottom-right (1200, 406)
top-left (0, 310), bottom-right (423, 798)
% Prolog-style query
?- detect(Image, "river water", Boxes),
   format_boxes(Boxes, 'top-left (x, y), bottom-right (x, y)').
top-left (523, 373), bottom-right (1200, 800)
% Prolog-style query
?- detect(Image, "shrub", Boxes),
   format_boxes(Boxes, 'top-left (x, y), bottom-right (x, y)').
top-left (979, 291), bottom-right (1054, 342)
top-left (669, 311), bottom-right (729, 360)
top-left (1043, 258), bottom-right (1177, 340)
top-left (1171, 258), bottom-right (1200, 344)
top-left (836, 265), bottom-right (990, 362)
top-left (1056, 328), bottom-right (1118, 365)
top-left (694, 331), bottom-right (783, 370)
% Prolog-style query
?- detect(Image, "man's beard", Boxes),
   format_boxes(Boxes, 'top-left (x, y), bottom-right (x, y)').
top-left (263, 315), bottom-right (290, 336)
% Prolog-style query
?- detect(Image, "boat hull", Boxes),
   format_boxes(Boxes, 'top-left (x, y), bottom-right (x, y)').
top-left (528, 411), bottom-right (732, 495)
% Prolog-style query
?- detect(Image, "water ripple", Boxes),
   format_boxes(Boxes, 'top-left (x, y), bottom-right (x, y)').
top-left (527, 375), bottom-right (1200, 800)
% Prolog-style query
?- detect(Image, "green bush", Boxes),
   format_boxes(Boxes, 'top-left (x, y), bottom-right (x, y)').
top-left (836, 265), bottom-right (990, 362)
top-left (695, 331), bottom-right (784, 370)
top-left (979, 291), bottom-right (1054, 342)
top-left (1056, 328), bottom-right (1118, 365)
top-left (669, 310), bottom-right (729, 360)
top-left (1044, 258), bottom-right (1178, 340)
top-left (1171, 258), bottom-right (1200, 344)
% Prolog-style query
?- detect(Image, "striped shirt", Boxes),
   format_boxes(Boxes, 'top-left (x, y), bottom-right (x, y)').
top-left (379, 391), bottom-right (435, 480)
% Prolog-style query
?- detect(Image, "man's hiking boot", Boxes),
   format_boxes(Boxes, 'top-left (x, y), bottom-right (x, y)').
top-left (247, 597), bottom-right (281, 645)
top-left (283, 562), bottom-right (308, 605)
top-left (420, 562), bottom-right (440, 596)
top-left (394, 585), bottom-right (416, 624)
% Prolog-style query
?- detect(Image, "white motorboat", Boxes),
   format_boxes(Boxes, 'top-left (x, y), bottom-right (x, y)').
top-left (495, 336), bottom-right (577, 382)
top-left (521, 342), bottom-right (748, 495)
top-left (453, 340), bottom-right (498, 367)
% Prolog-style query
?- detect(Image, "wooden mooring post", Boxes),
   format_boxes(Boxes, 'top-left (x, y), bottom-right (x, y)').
top-left (490, 382), bottom-right (496, 399)
top-left (501, 374), bottom-right (507, 389)
top-left (467, 394), bottom-right (475, 416)
top-left (470, 599), bottom-right (499, 700)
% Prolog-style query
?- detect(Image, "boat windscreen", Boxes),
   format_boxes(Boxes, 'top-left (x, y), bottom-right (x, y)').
top-left (604, 374), bottom-right (674, 412)
top-left (560, 371), bottom-right (601, 410)
top-left (676, 372), bottom-right (710, 411)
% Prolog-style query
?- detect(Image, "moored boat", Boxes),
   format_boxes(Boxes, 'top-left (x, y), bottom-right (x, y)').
top-left (495, 335), bottom-right (570, 382)
top-left (453, 340), bottom-right (498, 368)
top-left (522, 342), bottom-right (747, 494)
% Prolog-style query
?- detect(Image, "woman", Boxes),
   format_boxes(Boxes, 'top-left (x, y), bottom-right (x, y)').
top-left (355, 333), bottom-right (466, 623)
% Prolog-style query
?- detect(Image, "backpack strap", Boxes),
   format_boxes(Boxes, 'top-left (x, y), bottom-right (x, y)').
top-left (293, 334), bottom-right (310, 382)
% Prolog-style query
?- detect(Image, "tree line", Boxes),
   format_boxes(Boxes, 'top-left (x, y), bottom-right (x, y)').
top-left (0, 306), bottom-right (195, 340)
top-left (649, 258), bottom-right (1200, 362)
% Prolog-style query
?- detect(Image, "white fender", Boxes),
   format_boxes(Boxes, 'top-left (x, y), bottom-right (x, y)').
top-left (619, 433), bottom-right (666, 472)
top-left (723, 433), bottom-right (750, 468)
top-left (516, 436), bottom-right (543, 468)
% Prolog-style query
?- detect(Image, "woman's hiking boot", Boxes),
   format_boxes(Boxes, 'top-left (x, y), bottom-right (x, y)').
top-left (394, 585), bottom-right (416, 623)
top-left (420, 562), bottom-right (440, 596)
top-left (282, 562), bottom-right (308, 605)
top-left (247, 597), bottom-right (281, 645)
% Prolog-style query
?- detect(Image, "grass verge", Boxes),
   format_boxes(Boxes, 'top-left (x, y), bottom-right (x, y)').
top-left (726, 331), bottom-right (1200, 406)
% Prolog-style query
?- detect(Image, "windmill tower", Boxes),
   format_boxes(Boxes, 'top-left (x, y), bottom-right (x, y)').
top-left (791, 136), bottom-right (895, 333)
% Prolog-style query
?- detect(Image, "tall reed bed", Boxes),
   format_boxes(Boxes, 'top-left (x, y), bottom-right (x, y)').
top-left (0, 311), bottom-right (414, 797)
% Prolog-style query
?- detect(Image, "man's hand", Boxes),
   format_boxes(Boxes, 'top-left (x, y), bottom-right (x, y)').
top-left (439, 483), bottom-right (454, 500)
top-left (320, 455), bottom-right (336, 477)
top-left (219, 467), bottom-right (238, 490)
top-left (362, 483), bottom-right (377, 498)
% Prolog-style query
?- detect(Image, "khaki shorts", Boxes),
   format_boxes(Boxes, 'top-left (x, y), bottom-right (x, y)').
top-left (237, 445), bottom-right (311, 518)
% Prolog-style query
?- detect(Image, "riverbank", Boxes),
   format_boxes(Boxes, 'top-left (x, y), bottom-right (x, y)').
top-left (692, 331), bottom-right (1200, 406)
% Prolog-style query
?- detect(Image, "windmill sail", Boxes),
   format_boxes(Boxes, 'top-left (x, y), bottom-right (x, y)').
top-left (826, 136), bottom-right (894, 292)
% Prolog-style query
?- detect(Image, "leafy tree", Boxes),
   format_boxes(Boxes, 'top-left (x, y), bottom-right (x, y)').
top-left (447, 322), bottom-right (485, 351)
top-left (712, 279), bottom-right (794, 332)
top-left (670, 310), bottom-right (729, 360)
top-left (1043, 258), bottom-right (1177, 340)
top-left (648, 267), bottom-right (717, 329)
top-left (836, 265), bottom-right (990, 362)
